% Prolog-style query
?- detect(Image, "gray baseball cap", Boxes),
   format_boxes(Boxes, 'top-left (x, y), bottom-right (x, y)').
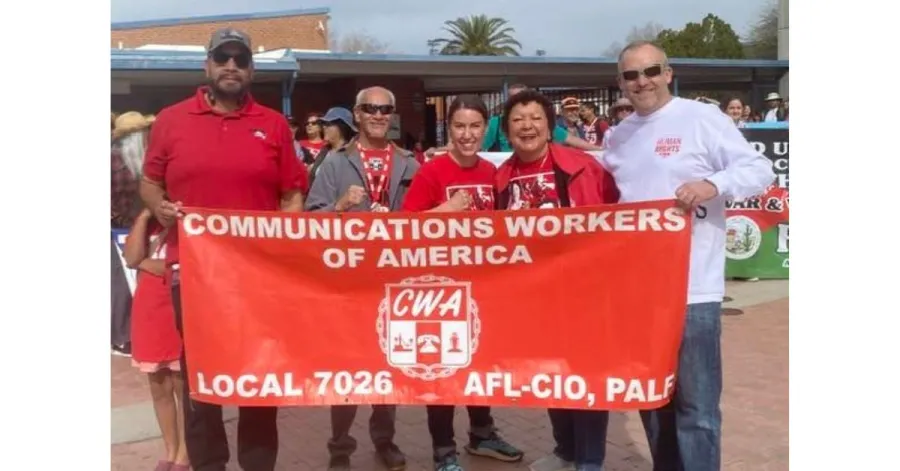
top-left (321, 107), bottom-right (357, 132)
top-left (208, 28), bottom-right (252, 53)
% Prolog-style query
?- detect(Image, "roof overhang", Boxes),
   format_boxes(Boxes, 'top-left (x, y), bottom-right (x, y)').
top-left (292, 52), bottom-right (789, 93)
top-left (111, 48), bottom-right (298, 87)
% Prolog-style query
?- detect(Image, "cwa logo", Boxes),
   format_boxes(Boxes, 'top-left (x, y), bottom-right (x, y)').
top-left (376, 275), bottom-right (481, 381)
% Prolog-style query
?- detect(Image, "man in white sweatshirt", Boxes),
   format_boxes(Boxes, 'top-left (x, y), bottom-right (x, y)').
top-left (602, 41), bottom-right (775, 471)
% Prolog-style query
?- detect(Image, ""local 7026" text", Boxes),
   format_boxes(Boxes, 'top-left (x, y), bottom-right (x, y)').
top-left (195, 371), bottom-right (394, 398)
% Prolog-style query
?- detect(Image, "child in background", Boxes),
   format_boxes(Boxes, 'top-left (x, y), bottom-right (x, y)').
top-left (123, 208), bottom-right (189, 471)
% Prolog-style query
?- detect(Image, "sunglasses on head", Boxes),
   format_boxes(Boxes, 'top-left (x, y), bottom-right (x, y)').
top-left (620, 64), bottom-right (665, 81)
top-left (211, 50), bottom-right (252, 69)
top-left (358, 104), bottom-right (395, 116)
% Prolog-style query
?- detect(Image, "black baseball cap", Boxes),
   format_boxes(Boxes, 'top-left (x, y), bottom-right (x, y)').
top-left (208, 28), bottom-right (252, 54)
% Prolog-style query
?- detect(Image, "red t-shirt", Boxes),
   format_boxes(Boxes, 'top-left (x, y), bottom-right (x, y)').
top-left (507, 154), bottom-right (559, 210)
top-left (582, 118), bottom-right (608, 146)
top-left (358, 146), bottom-right (393, 206)
top-left (298, 139), bottom-right (325, 158)
top-left (402, 154), bottom-right (497, 212)
top-left (143, 87), bottom-right (308, 265)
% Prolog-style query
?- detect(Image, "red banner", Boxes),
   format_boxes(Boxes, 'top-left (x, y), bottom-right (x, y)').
top-left (178, 200), bottom-right (691, 410)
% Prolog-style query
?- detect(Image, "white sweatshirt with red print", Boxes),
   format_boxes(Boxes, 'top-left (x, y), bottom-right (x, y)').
top-left (602, 97), bottom-right (775, 304)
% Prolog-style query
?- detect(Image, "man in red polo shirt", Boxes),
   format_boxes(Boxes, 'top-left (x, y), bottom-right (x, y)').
top-left (140, 28), bottom-right (307, 471)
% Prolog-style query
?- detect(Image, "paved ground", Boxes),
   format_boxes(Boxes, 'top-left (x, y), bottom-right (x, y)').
top-left (111, 281), bottom-right (788, 471)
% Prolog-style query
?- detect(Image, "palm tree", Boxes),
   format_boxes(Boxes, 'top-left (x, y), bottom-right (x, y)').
top-left (429, 15), bottom-right (523, 56)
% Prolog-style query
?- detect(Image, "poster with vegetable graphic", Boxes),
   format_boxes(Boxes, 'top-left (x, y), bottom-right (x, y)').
top-left (725, 129), bottom-right (789, 279)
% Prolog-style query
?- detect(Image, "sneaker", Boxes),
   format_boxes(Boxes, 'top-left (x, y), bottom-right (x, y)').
top-left (434, 454), bottom-right (465, 471)
top-left (111, 342), bottom-right (132, 357)
top-left (328, 455), bottom-right (350, 470)
top-left (375, 443), bottom-right (406, 470)
top-left (530, 453), bottom-right (575, 471)
top-left (465, 431), bottom-right (524, 462)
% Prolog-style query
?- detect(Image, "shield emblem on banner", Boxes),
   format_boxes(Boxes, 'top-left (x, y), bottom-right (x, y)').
top-left (377, 275), bottom-right (481, 381)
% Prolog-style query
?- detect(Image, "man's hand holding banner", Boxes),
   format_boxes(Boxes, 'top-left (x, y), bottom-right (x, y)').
top-left (178, 200), bottom-right (691, 411)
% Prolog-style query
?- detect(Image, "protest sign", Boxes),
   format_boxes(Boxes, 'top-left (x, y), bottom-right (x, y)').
top-left (725, 128), bottom-right (789, 278)
top-left (178, 200), bottom-right (691, 411)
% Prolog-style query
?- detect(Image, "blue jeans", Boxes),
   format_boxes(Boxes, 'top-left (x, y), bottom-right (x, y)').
top-left (548, 408), bottom-right (609, 466)
top-left (640, 302), bottom-right (723, 471)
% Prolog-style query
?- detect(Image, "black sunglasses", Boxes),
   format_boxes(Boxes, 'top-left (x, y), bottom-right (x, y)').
top-left (620, 64), bottom-right (665, 81)
top-left (211, 50), bottom-right (252, 69)
top-left (358, 104), bottom-right (395, 115)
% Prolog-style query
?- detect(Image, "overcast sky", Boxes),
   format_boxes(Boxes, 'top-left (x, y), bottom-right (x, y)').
top-left (111, 0), bottom-right (769, 57)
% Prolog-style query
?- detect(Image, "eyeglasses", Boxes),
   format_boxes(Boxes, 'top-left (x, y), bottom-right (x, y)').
top-left (358, 104), bottom-right (395, 115)
top-left (306, 121), bottom-right (319, 126)
top-left (211, 50), bottom-right (252, 69)
top-left (620, 64), bottom-right (665, 81)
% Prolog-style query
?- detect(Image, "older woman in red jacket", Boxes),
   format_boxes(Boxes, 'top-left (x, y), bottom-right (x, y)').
top-left (494, 89), bottom-right (619, 471)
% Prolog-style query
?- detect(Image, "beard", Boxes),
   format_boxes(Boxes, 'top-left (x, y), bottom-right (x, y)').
top-left (208, 76), bottom-right (247, 101)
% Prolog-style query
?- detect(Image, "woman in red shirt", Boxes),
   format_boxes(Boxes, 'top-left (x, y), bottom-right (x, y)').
top-left (124, 208), bottom-right (188, 471)
top-left (402, 95), bottom-right (524, 471)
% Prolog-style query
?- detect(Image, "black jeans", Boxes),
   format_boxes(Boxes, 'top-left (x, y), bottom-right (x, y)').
top-left (327, 404), bottom-right (397, 458)
top-left (427, 405), bottom-right (494, 459)
top-left (171, 274), bottom-right (279, 471)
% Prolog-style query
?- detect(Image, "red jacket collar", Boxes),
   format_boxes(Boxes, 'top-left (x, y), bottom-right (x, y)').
top-left (495, 143), bottom-right (591, 193)
top-left (188, 86), bottom-right (262, 116)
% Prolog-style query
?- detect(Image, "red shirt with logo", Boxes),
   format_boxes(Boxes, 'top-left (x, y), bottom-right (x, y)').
top-left (506, 155), bottom-right (560, 209)
top-left (143, 87), bottom-right (308, 265)
top-left (582, 118), bottom-right (608, 146)
top-left (402, 154), bottom-right (497, 212)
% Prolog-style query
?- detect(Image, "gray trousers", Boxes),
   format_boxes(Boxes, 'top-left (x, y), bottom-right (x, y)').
top-left (110, 239), bottom-right (132, 347)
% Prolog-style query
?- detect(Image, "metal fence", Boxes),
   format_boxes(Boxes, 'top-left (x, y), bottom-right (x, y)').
top-left (427, 87), bottom-right (622, 146)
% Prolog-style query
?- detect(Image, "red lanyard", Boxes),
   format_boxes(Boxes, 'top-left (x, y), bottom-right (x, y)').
top-left (357, 142), bottom-right (393, 204)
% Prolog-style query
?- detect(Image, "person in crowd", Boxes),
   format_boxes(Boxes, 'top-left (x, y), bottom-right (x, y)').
top-left (724, 97), bottom-right (746, 127)
top-left (308, 106), bottom-right (357, 185)
top-left (603, 40), bottom-right (775, 471)
top-left (111, 111), bottom-right (156, 357)
top-left (140, 27), bottom-right (307, 471)
top-left (287, 116), bottom-right (301, 154)
top-left (749, 111), bottom-right (763, 123)
top-left (741, 104), bottom-right (751, 122)
top-left (763, 92), bottom-right (787, 122)
top-left (406, 131), bottom-right (429, 164)
top-left (783, 97), bottom-right (789, 121)
top-left (558, 97), bottom-right (585, 139)
top-left (402, 94), bottom-right (525, 471)
top-left (601, 97), bottom-right (634, 148)
top-left (297, 112), bottom-right (326, 164)
top-left (305, 86), bottom-right (418, 471)
top-left (578, 102), bottom-right (607, 147)
top-left (124, 206), bottom-right (188, 471)
top-left (491, 89), bottom-right (618, 471)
